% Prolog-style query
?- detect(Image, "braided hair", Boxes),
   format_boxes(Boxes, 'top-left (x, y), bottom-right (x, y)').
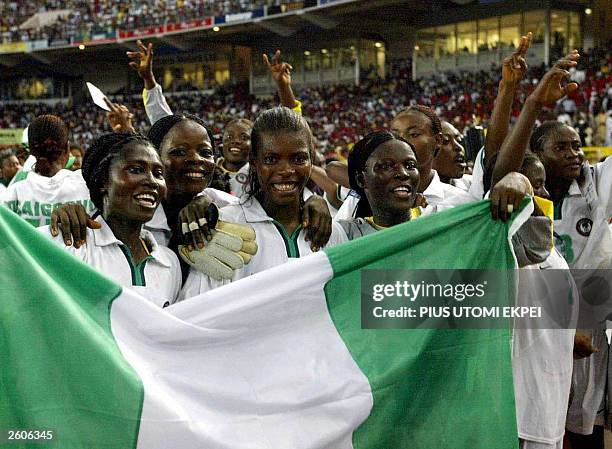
top-left (82, 132), bottom-right (153, 210)
top-left (28, 115), bottom-right (69, 161)
top-left (529, 121), bottom-right (567, 154)
top-left (244, 107), bottom-right (313, 199)
top-left (147, 113), bottom-right (216, 155)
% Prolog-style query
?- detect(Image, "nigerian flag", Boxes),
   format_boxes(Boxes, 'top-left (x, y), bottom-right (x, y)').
top-left (0, 199), bottom-right (529, 449)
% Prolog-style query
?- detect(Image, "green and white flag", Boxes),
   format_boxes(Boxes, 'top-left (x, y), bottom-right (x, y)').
top-left (0, 200), bottom-right (530, 449)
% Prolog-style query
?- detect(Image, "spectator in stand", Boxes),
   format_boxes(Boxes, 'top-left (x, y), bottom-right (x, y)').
top-left (0, 149), bottom-right (22, 192)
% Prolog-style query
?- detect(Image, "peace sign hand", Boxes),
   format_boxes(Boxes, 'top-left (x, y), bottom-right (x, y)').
top-left (529, 50), bottom-right (580, 106)
top-left (501, 32), bottom-right (532, 85)
top-left (263, 50), bottom-right (293, 88)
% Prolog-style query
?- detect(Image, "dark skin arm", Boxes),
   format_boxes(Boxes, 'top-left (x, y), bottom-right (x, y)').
top-left (126, 40), bottom-right (156, 91)
top-left (325, 161), bottom-right (350, 189)
top-left (302, 195), bottom-right (332, 251)
top-left (484, 33), bottom-right (532, 169)
top-left (574, 331), bottom-right (599, 359)
top-left (309, 165), bottom-right (344, 210)
top-left (263, 50), bottom-right (298, 109)
top-left (491, 51), bottom-right (580, 187)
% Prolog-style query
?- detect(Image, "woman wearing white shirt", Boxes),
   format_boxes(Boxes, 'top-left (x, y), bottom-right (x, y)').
top-left (45, 132), bottom-right (182, 308)
top-left (0, 115), bottom-right (94, 226)
top-left (181, 107), bottom-right (347, 298)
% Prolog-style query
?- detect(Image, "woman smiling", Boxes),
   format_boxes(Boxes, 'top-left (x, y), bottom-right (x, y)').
top-left (181, 107), bottom-right (347, 296)
top-left (43, 133), bottom-right (182, 308)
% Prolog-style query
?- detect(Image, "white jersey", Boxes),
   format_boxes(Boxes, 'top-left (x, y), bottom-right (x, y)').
top-left (334, 170), bottom-right (472, 220)
top-left (512, 249), bottom-right (577, 444)
top-left (0, 169), bottom-right (94, 227)
top-left (554, 160), bottom-right (612, 435)
top-left (40, 216), bottom-right (182, 308)
top-left (419, 170), bottom-right (473, 216)
top-left (180, 196), bottom-right (348, 298)
top-left (468, 147), bottom-right (486, 200)
top-left (553, 159), bottom-right (612, 269)
top-left (216, 159), bottom-right (249, 198)
top-left (145, 188), bottom-right (239, 247)
top-left (324, 185), bottom-right (351, 218)
top-left (450, 174), bottom-right (473, 192)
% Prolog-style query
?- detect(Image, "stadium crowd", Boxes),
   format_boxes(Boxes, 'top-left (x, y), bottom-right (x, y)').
top-left (0, 0), bottom-right (312, 43)
top-left (2, 28), bottom-right (612, 449)
top-left (1, 43), bottom-right (611, 158)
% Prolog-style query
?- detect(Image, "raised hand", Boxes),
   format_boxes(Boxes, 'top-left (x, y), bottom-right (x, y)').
top-left (126, 40), bottom-right (155, 89)
top-left (104, 98), bottom-right (136, 133)
top-left (529, 50), bottom-right (580, 105)
top-left (501, 32), bottom-right (532, 85)
top-left (263, 50), bottom-right (293, 88)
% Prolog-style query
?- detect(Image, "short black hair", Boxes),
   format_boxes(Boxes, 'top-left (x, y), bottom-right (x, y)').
top-left (82, 132), bottom-right (153, 210)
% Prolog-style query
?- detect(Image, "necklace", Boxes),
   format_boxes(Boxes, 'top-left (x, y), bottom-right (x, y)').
top-left (139, 238), bottom-right (151, 256)
top-left (366, 208), bottom-right (421, 229)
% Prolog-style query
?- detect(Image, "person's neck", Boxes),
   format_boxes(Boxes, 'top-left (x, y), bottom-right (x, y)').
top-left (104, 215), bottom-right (148, 264)
top-left (546, 178), bottom-right (573, 204)
top-left (35, 161), bottom-right (64, 178)
top-left (222, 158), bottom-right (246, 173)
top-left (163, 192), bottom-right (193, 226)
top-left (259, 194), bottom-right (302, 235)
top-left (371, 207), bottom-right (411, 228)
top-left (418, 167), bottom-right (434, 193)
top-left (438, 174), bottom-right (451, 184)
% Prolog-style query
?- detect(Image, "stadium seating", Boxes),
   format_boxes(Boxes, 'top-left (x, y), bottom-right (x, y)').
top-left (1, 46), bottom-right (611, 156)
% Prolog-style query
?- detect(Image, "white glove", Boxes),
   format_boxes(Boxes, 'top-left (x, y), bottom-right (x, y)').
top-left (179, 221), bottom-right (257, 280)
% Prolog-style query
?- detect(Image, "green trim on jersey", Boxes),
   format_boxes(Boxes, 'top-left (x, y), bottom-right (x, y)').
top-left (271, 221), bottom-right (302, 258)
top-left (554, 198), bottom-right (565, 220)
top-left (10, 170), bottom-right (29, 184)
top-left (119, 245), bottom-right (154, 287)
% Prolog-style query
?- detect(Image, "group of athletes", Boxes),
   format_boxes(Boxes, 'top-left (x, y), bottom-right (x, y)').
top-left (1, 32), bottom-right (611, 449)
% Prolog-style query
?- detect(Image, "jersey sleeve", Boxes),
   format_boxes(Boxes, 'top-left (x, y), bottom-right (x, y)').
top-left (167, 250), bottom-right (183, 305)
top-left (593, 157), bottom-right (612, 218)
top-left (467, 147), bottom-right (485, 200)
top-left (143, 84), bottom-right (173, 125)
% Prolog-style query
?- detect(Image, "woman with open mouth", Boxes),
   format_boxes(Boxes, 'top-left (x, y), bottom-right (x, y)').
top-left (434, 121), bottom-right (471, 191)
top-left (44, 132), bottom-right (182, 308)
top-left (218, 118), bottom-right (253, 197)
top-left (181, 106), bottom-right (348, 297)
top-left (338, 131), bottom-right (421, 239)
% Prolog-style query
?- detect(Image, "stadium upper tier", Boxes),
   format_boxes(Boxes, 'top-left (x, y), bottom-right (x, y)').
top-left (1, 45), bottom-right (610, 156)
top-left (0, 0), bottom-right (319, 44)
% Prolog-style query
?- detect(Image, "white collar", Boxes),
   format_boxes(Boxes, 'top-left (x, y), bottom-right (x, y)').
top-left (93, 216), bottom-right (173, 268)
top-left (240, 197), bottom-right (275, 223)
top-left (423, 170), bottom-right (445, 200)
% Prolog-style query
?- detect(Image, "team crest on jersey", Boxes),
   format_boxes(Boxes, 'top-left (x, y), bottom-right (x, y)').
top-left (236, 173), bottom-right (248, 184)
top-left (576, 218), bottom-right (593, 237)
